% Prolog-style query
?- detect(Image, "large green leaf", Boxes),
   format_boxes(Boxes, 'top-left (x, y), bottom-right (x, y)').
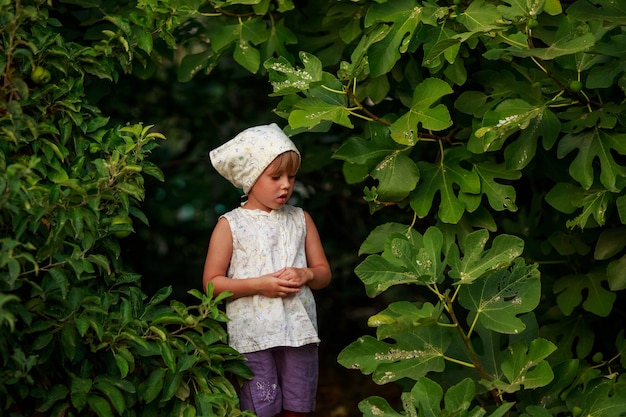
top-left (339, 23), bottom-right (390, 81)
top-left (521, 32), bottom-right (596, 59)
top-left (411, 377), bottom-right (443, 417)
top-left (472, 99), bottom-right (546, 153)
top-left (71, 376), bottom-right (92, 409)
top-left (178, 48), bottom-right (215, 82)
top-left (358, 222), bottom-right (423, 255)
top-left (389, 78), bottom-right (454, 145)
top-left (338, 323), bottom-right (453, 384)
top-left (544, 182), bottom-right (586, 215)
top-left (211, 22), bottom-right (239, 52)
top-left (410, 147), bottom-right (481, 224)
top-left (421, 29), bottom-right (462, 70)
top-left (372, 326), bottom-right (452, 384)
top-left (593, 227), bottom-right (626, 260)
top-left (261, 17), bottom-right (296, 62)
top-left (355, 253), bottom-right (419, 297)
top-left (545, 184), bottom-right (613, 229)
top-left (87, 395), bottom-right (114, 417)
top-left (289, 97), bottom-right (353, 129)
top-left (553, 268), bottom-right (616, 317)
top-left (448, 230), bottom-right (525, 284)
top-left (37, 384), bottom-right (69, 412)
top-left (142, 368), bottom-right (166, 403)
top-left (570, 190), bottom-right (612, 228)
top-left (508, 13), bottom-right (595, 60)
top-left (607, 254), bottom-right (626, 291)
top-left (359, 396), bottom-right (404, 417)
top-left (485, 338), bottom-right (557, 393)
top-left (233, 41), bottom-right (260, 74)
top-left (369, 301), bottom-right (444, 340)
top-left (371, 151), bottom-right (420, 201)
top-left (472, 160), bottom-right (521, 212)
top-left (93, 379), bottom-right (126, 415)
top-left (443, 378), bottom-right (476, 415)
top-left (458, 259), bottom-right (541, 334)
top-left (456, 0), bottom-right (504, 32)
top-left (576, 379), bottom-right (626, 417)
top-left (364, 0), bottom-right (422, 77)
top-left (407, 377), bottom-right (516, 417)
top-left (503, 108), bottom-right (561, 170)
top-left (355, 228), bottom-right (445, 296)
top-left (333, 129), bottom-right (405, 166)
top-left (557, 129), bottom-right (626, 192)
top-left (264, 51), bottom-right (323, 96)
top-left (539, 316), bottom-right (594, 363)
top-left (497, 0), bottom-right (543, 20)
top-left (568, 0), bottom-right (626, 26)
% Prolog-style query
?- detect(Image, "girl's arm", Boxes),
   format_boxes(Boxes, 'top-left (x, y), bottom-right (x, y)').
top-left (202, 217), bottom-right (301, 299)
top-left (303, 210), bottom-right (332, 289)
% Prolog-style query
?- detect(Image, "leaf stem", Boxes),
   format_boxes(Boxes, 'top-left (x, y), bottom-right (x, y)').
top-left (449, 284), bottom-right (461, 304)
top-left (497, 33), bottom-right (528, 49)
top-left (321, 84), bottom-right (346, 95)
top-left (531, 56), bottom-right (548, 74)
top-left (443, 355), bottom-right (475, 368)
top-left (467, 310), bottom-right (480, 339)
top-left (348, 111), bottom-right (375, 122)
top-left (445, 297), bottom-right (502, 404)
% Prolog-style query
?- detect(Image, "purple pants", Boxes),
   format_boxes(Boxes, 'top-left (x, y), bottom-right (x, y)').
top-left (236, 344), bottom-right (318, 417)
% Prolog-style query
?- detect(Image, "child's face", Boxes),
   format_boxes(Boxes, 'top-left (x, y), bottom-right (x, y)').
top-left (245, 157), bottom-right (297, 212)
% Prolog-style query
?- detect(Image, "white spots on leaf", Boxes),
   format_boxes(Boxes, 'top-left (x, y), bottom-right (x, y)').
top-left (370, 405), bottom-right (384, 416)
top-left (375, 348), bottom-right (426, 361)
top-left (267, 62), bottom-right (314, 92)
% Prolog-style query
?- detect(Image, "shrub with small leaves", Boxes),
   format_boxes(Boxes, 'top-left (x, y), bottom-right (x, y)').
top-left (0, 1), bottom-right (252, 416)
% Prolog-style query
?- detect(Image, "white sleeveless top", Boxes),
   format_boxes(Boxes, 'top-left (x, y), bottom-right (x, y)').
top-left (222, 205), bottom-right (320, 353)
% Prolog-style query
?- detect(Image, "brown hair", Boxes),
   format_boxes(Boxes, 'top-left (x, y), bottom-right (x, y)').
top-left (265, 150), bottom-right (300, 176)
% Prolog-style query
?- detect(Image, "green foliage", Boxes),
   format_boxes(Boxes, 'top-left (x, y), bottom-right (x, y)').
top-left (164, 0), bottom-right (626, 415)
top-left (4, 0), bottom-right (626, 416)
top-left (0, 1), bottom-right (252, 416)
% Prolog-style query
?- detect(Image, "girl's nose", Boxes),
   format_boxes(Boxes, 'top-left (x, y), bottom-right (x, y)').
top-left (280, 175), bottom-right (292, 188)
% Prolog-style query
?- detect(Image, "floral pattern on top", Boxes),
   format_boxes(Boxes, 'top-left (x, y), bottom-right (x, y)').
top-left (222, 205), bottom-right (320, 353)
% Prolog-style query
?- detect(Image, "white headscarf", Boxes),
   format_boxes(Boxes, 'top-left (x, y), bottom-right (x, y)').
top-left (209, 123), bottom-right (301, 195)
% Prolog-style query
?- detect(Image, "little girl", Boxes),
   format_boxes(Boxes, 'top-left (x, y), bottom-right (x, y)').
top-left (203, 123), bottom-right (332, 417)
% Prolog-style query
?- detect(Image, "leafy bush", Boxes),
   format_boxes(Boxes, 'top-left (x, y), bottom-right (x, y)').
top-left (168, 0), bottom-right (626, 415)
top-left (4, 0), bottom-right (626, 416)
top-left (0, 1), bottom-right (252, 416)
top-left (257, 0), bottom-right (626, 415)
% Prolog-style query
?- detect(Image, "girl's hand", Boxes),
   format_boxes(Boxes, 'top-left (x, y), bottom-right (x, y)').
top-left (257, 270), bottom-right (301, 298)
top-left (274, 267), bottom-right (313, 287)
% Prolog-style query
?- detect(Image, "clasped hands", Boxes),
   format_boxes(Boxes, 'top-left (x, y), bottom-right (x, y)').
top-left (258, 267), bottom-right (312, 298)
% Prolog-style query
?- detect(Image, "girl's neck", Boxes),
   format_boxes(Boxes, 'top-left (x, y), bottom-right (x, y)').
top-left (242, 200), bottom-right (273, 212)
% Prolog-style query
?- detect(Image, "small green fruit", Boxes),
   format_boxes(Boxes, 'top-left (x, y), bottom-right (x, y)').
top-left (570, 80), bottom-right (583, 92)
top-left (592, 352), bottom-right (603, 363)
top-left (527, 18), bottom-right (538, 29)
top-left (31, 65), bottom-right (51, 85)
top-left (111, 215), bottom-right (133, 238)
